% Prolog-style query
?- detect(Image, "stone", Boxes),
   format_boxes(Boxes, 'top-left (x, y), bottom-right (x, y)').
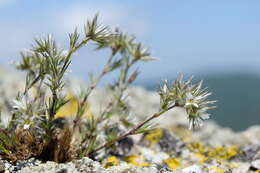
top-left (237, 142), bottom-right (260, 161)
top-left (232, 163), bottom-right (250, 173)
top-left (251, 159), bottom-right (260, 170)
top-left (0, 161), bottom-right (5, 173)
top-left (140, 128), bottom-right (185, 155)
top-left (182, 165), bottom-right (203, 173)
top-left (158, 129), bottom-right (185, 154)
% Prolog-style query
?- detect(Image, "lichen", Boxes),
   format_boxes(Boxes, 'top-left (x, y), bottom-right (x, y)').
top-left (123, 155), bottom-right (151, 167)
top-left (163, 158), bottom-right (181, 170)
top-left (209, 166), bottom-right (225, 173)
top-left (188, 142), bottom-right (239, 161)
top-left (104, 156), bottom-right (119, 168)
top-left (143, 128), bottom-right (163, 146)
top-left (207, 146), bottom-right (239, 160)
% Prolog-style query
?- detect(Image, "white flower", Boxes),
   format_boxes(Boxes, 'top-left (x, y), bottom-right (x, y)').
top-left (23, 124), bottom-right (30, 130)
top-left (185, 93), bottom-right (199, 108)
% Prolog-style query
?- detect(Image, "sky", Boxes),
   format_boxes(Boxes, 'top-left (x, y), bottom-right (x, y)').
top-left (0, 0), bottom-right (260, 84)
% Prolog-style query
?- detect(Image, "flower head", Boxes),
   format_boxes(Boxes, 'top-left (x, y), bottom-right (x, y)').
top-left (159, 74), bottom-right (216, 129)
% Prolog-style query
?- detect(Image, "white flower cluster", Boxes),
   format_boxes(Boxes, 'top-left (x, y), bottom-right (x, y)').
top-left (159, 74), bottom-right (216, 129)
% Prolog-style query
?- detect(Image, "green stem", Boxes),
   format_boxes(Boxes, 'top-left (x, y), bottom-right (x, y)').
top-left (86, 105), bottom-right (175, 157)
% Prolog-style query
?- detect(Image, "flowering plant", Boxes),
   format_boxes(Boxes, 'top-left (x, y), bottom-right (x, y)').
top-left (0, 15), bottom-right (215, 163)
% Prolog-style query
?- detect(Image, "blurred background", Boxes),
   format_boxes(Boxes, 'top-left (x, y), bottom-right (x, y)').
top-left (0, 0), bottom-right (260, 131)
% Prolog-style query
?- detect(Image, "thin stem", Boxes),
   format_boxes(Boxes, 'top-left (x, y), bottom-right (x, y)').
top-left (66, 38), bottom-right (91, 60)
top-left (49, 90), bottom-right (57, 120)
top-left (86, 105), bottom-right (175, 157)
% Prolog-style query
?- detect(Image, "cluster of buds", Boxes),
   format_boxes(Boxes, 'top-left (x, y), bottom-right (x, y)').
top-left (159, 74), bottom-right (216, 129)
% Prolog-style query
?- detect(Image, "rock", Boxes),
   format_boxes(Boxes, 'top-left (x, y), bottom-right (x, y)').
top-left (232, 163), bottom-right (250, 173)
top-left (237, 142), bottom-right (260, 161)
top-left (158, 129), bottom-right (185, 154)
top-left (182, 165), bottom-right (203, 173)
top-left (251, 159), bottom-right (260, 170)
top-left (140, 128), bottom-right (185, 155)
top-left (138, 146), bottom-right (169, 163)
top-left (191, 121), bottom-right (245, 147)
top-left (17, 157), bottom-right (173, 173)
top-left (0, 161), bottom-right (5, 173)
top-left (107, 136), bottom-right (135, 156)
top-left (2, 68), bottom-right (260, 173)
top-left (241, 126), bottom-right (260, 144)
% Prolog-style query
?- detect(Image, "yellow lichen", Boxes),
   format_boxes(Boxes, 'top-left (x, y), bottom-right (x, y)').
top-left (208, 146), bottom-right (239, 160)
top-left (209, 166), bottom-right (225, 173)
top-left (187, 142), bottom-right (207, 153)
top-left (55, 94), bottom-right (93, 118)
top-left (143, 128), bottom-right (163, 146)
top-left (255, 170), bottom-right (260, 173)
top-left (123, 155), bottom-right (151, 167)
top-left (188, 142), bottom-right (239, 163)
top-left (193, 152), bottom-right (208, 163)
top-left (163, 158), bottom-right (181, 170)
top-left (104, 156), bottom-right (119, 168)
top-left (171, 126), bottom-right (192, 142)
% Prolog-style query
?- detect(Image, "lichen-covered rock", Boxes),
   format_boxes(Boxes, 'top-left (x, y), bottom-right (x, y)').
top-left (1, 68), bottom-right (260, 173)
top-left (16, 157), bottom-right (175, 173)
top-left (251, 159), bottom-right (260, 170)
top-left (182, 165), bottom-right (203, 173)
top-left (140, 128), bottom-right (185, 154)
top-left (236, 142), bottom-right (260, 162)
top-left (232, 163), bottom-right (250, 173)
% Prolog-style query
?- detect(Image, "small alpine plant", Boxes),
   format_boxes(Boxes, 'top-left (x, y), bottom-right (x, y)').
top-left (0, 15), bottom-right (215, 163)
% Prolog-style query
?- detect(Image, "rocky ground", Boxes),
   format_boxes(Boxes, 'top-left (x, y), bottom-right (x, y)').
top-left (0, 67), bottom-right (260, 173)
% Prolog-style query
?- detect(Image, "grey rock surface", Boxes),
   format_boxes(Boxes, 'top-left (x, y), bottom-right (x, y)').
top-left (182, 165), bottom-right (203, 173)
top-left (251, 159), bottom-right (260, 170)
top-left (16, 157), bottom-right (174, 173)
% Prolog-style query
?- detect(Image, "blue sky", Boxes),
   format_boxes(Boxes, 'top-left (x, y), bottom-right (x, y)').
top-left (0, 0), bottom-right (260, 83)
